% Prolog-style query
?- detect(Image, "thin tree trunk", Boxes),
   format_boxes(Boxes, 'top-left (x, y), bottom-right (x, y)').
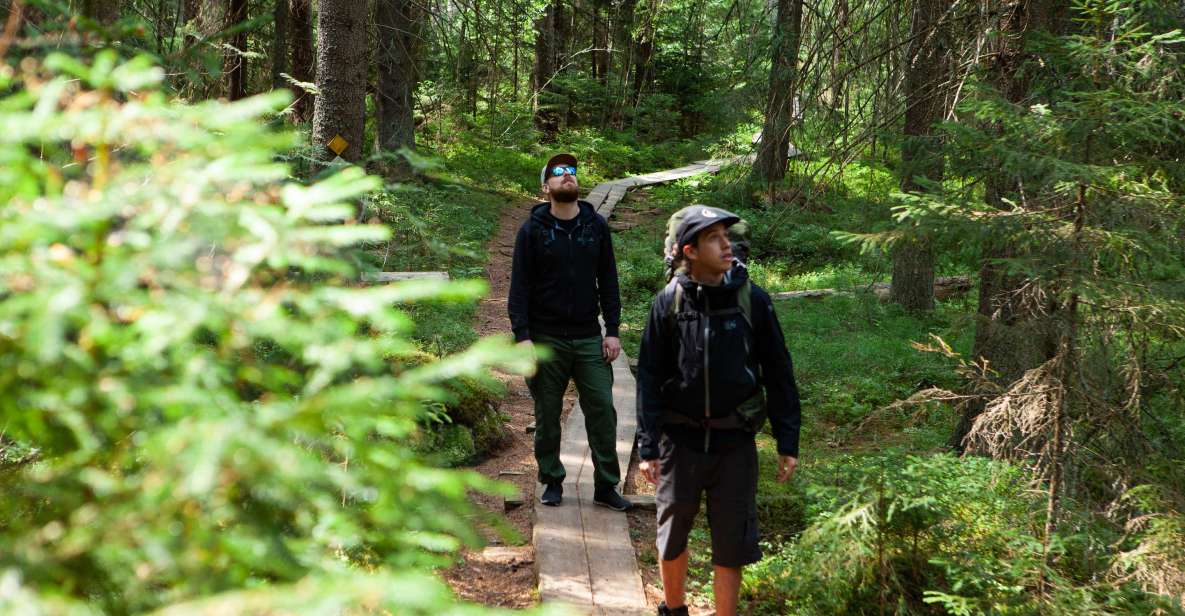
top-left (224, 0), bottom-right (248, 100)
top-left (271, 0), bottom-right (290, 91)
top-left (612, 0), bottom-right (637, 125)
top-left (182, 0), bottom-right (200, 45)
top-left (512, 0), bottom-right (521, 100)
top-left (312, 0), bottom-right (370, 163)
top-left (289, 0), bottom-right (315, 122)
top-left (375, 0), bottom-right (421, 169)
top-left (81, 0), bottom-right (120, 24)
top-left (824, 0), bottom-right (847, 109)
top-left (753, 0), bottom-right (803, 183)
top-left (630, 0), bottom-right (657, 110)
top-left (890, 0), bottom-right (951, 312)
top-left (532, 0), bottom-right (561, 140)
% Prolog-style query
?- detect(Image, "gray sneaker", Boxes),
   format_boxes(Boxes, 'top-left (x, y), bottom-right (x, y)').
top-left (593, 487), bottom-right (632, 511)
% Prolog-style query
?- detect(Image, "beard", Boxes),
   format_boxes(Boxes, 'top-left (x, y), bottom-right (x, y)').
top-left (550, 186), bottom-right (579, 202)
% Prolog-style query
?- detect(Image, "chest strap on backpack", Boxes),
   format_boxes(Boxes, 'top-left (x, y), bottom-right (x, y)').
top-left (661, 412), bottom-right (746, 431)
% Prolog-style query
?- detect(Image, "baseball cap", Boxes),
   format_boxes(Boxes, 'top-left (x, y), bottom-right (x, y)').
top-left (676, 205), bottom-right (742, 250)
top-left (540, 153), bottom-right (578, 185)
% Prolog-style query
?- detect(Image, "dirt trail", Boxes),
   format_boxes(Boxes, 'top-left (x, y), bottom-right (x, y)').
top-left (441, 198), bottom-right (577, 608)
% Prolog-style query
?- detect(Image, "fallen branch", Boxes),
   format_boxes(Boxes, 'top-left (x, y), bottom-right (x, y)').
top-left (771, 275), bottom-right (971, 301)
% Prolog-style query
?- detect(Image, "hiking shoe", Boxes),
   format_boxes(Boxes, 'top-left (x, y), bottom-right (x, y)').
top-left (657, 602), bottom-right (689, 616)
top-left (593, 487), bottom-right (632, 511)
top-left (540, 482), bottom-right (562, 506)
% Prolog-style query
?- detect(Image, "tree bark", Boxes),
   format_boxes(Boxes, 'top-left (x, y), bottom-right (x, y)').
top-left (289, 0), bottom-right (315, 122)
top-left (890, 0), bottom-right (951, 312)
top-left (753, 0), bottom-right (803, 183)
top-left (375, 0), bottom-right (422, 166)
top-left (224, 0), bottom-right (248, 100)
top-left (312, 0), bottom-right (370, 162)
top-left (271, 0), bottom-right (290, 91)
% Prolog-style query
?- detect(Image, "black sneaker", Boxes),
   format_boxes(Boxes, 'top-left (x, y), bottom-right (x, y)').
top-left (540, 482), bottom-right (562, 506)
top-left (593, 487), bottom-right (632, 511)
top-left (657, 602), bottom-right (689, 616)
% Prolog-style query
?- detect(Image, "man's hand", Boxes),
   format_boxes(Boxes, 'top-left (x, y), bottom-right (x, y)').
top-left (639, 459), bottom-right (659, 485)
top-left (602, 336), bottom-right (621, 363)
top-left (777, 455), bottom-right (798, 483)
top-left (518, 339), bottom-right (537, 376)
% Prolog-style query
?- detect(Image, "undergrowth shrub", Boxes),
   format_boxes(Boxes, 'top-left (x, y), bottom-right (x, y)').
top-left (743, 453), bottom-right (1173, 615)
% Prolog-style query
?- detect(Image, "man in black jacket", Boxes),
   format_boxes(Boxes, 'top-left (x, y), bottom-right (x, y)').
top-left (636, 206), bottom-right (802, 616)
top-left (508, 153), bottom-right (631, 511)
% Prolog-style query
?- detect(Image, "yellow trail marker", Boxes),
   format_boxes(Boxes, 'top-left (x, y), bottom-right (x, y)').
top-left (327, 134), bottom-right (348, 156)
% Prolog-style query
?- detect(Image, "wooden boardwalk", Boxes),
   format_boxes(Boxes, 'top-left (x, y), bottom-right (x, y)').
top-left (533, 152), bottom-right (760, 615)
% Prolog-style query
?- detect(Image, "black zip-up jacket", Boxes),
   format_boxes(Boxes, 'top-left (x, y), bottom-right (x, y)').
top-left (508, 201), bottom-right (621, 342)
top-left (636, 266), bottom-right (802, 460)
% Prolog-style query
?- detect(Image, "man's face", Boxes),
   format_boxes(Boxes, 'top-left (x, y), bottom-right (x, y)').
top-left (543, 165), bottom-right (579, 202)
top-left (683, 222), bottom-right (733, 276)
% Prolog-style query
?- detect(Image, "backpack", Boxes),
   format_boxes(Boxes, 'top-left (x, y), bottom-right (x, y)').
top-left (660, 206), bottom-right (767, 433)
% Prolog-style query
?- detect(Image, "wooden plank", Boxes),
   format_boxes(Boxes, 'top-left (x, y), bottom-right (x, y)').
top-left (579, 353), bottom-right (647, 614)
top-left (626, 494), bottom-right (656, 511)
top-left (535, 404), bottom-right (594, 609)
top-left (360, 271), bottom-right (449, 283)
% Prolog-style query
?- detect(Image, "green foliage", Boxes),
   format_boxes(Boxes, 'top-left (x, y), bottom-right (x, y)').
top-left (743, 454), bottom-right (1173, 615)
top-left (0, 53), bottom-right (553, 614)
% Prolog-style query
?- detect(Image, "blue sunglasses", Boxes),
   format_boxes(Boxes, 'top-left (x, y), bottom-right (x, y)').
top-left (549, 165), bottom-right (577, 177)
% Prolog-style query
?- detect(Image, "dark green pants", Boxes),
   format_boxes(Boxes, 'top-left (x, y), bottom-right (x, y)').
top-left (528, 333), bottom-right (621, 490)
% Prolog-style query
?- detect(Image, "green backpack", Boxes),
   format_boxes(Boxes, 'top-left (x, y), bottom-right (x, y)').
top-left (661, 206), bottom-right (767, 433)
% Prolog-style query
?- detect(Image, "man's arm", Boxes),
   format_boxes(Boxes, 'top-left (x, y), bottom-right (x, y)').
top-left (596, 218), bottom-right (622, 339)
top-left (753, 288), bottom-right (802, 460)
top-left (508, 224), bottom-right (532, 342)
top-left (635, 293), bottom-right (670, 461)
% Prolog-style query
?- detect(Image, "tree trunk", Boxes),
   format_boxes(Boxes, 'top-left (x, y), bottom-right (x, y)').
top-left (532, 0), bottom-right (561, 140)
top-left (271, 0), bottom-right (290, 91)
top-left (81, 0), bottom-right (119, 24)
top-left (630, 0), bottom-right (657, 110)
top-left (312, 0), bottom-right (370, 163)
top-left (182, 0), bottom-right (200, 44)
top-left (289, 0), bottom-right (315, 122)
top-left (890, 0), bottom-right (951, 312)
top-left (753, 0), bottom-right (803, 183)
top-left (823, 0), bottom-right (847, 109)
top-left (224, 0), bottom-right (248, 100)
top-left (611, 0), bottom-right (637, 124)
top-left (952, 0), bottom-right (1065, 449)
top-left (375, 0), bottom-right (422, 168)
top-left (592, 3), bottom-right (608, 85)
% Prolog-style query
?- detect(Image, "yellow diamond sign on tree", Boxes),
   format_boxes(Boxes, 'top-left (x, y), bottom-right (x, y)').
top-left (327, 134), bottom-right (348, 156)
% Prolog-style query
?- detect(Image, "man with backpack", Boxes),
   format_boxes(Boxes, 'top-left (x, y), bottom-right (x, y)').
top-left (508, 153), bottom-right (632, 512)
top-left (636, 205), bottom-right (802, 616)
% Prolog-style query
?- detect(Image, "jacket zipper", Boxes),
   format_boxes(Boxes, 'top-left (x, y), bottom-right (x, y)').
top-left (702, 284), bottom-right (711, 450)
top-left (558, 219), bottom-right (581, 337)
